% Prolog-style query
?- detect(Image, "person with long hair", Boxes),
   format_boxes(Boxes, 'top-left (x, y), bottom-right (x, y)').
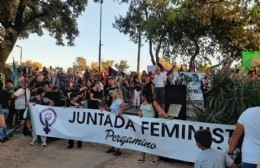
top-left (103, 89), bottom-right (125, 156)
top-left (30, 88), bottom-right (54, 147)
top-left (137, 89), bottom-right (169, 165)
top-left (143, 76), bottom-right (154, 96)
top-left (141, 70), bottom-right (148, 86)
top-left (133, 74), bottom-right (141, 109)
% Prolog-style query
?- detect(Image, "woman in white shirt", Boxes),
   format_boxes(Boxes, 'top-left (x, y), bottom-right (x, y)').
top-left (103, 89), bottom-right (125, 155)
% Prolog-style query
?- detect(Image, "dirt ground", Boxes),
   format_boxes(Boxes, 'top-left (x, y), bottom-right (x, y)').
top-left (0, 136), bottom-right (193, 168)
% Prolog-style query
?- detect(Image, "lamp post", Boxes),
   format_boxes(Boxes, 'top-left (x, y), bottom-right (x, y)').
top-left (98, 0), bottom-right (103, 74)
top-left (137, 25), bottom-right (141, 75)
top-left (16, 45), bottom-right (22, 65)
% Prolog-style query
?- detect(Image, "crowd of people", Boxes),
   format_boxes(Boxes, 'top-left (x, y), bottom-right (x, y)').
top-left (0, 65), bottom-right (259, 167)
top-left (0, 66), bottom-right (170, 164)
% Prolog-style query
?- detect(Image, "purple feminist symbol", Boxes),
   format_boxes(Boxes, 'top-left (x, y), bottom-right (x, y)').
top-left (39, 108), bottom-right (57, 134)
top-left (44, 120), bottom-right (51, 134)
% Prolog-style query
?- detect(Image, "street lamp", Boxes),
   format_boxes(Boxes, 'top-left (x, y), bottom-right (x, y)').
top-left (136, 23), bottom-right (142, 75)
top-left (98, 0), bottom-right (103, 74)
top-left (16, 45), bottom-right (22, 65)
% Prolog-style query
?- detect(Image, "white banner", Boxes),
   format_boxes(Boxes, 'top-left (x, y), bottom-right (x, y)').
top-left (147, 65), bottom-right (157, 73)
top-left (175, 72), bottom-right (205, 100)
top-left (30, 105), bottom-right (235, 163)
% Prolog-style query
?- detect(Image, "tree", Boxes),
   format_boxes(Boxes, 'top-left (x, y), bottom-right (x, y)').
top-left (115, 60), bottom-right (129, 72)
top-left (159, 57), bottom-right (175, 71)
top-left (114, 0), bottom-right (259, 69)
top-left (73, 56), bottom-right (88, 71)
top-left (23, 60), bottom-right (42, 70)
top-left (90, 61), bottom-right (99, 73)
top-left (0, 0), bottom-right (88, 71)
top-left (5, 61), bottom-right (19, 70)
top-left (101, 60), bottom-right (114, 73)
top-left (90, 60), bottom-right (114, 73)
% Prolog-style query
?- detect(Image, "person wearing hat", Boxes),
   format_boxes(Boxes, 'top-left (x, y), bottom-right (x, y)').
top-left (67, 92), bottom-right (83, 149)
top-left (29, 88), bottom-right (54, 147)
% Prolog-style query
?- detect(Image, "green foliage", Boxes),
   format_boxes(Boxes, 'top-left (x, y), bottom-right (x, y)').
top-left (194, 70), bottom-right (260, 124)
top-left (0, 0), bottom-right (88, 46)
top-left (0, 0), bottom-right (88, 69)
top-left (114, 0), bottom-right (260, 68)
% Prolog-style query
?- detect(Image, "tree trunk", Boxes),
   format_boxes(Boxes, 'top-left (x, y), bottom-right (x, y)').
top-left (155, 40), bottom-right (164, 70)
top-left (149, 40), bottom-right (156, 65)
top-left (0, 28), bottom-right (19, 73)
top-left (189, 37), bottom-right (200, 69)
top-left (170, 64), bottom-right (176, 71)
top-left (148, 39), bottom-right (164, 70)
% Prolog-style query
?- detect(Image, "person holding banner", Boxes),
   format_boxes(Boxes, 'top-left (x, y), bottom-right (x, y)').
top-left (103, 89), bottom-right (125, 156)
top-left (30, 88), bottom-right (54, 147)
top-left (228, 107), bottom-right (260, 168)
top-left (137, 89), bottom-right (169, 165)
top-left (67, 92), bottom-right (83, 149)
top-left (88, 80), bottom-right (102, 109)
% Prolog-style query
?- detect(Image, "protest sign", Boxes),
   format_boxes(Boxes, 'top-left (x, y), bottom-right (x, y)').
top-left (167, 104), bottom-right (182, 117)
top-left (147, 65), bottom-right (157, 73)
top-left (175, 72), bottom-right (204, 101)
top-left (30, 105), bottom-right (235, 162)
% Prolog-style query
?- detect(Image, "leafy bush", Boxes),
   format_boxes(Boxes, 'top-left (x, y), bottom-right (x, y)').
top-left (194, 70), bottom-right (260, 124)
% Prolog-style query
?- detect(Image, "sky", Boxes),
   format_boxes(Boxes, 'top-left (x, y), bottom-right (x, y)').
top-left (8, 1), bottom-right (151, 72)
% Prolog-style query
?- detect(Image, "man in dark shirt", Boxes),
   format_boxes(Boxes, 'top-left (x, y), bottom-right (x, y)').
top-left (105, 77), bottom-right (116, 107)
top-left (88, 81), bottom-right (102, 109)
